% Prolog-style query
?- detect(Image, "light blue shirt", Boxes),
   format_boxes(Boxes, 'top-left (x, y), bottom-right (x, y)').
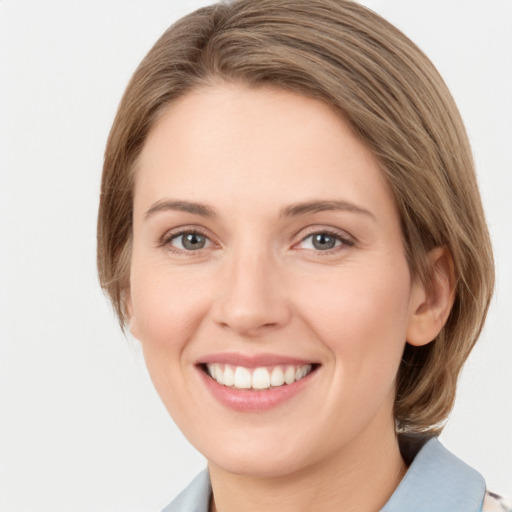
top-left (162, 438), bottom-right (486, 512)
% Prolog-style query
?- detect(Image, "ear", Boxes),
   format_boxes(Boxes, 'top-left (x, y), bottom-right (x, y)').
top-left (406, 247), bottom-right (456, 347)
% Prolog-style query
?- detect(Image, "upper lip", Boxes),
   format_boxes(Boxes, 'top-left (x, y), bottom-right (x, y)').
top-left (196, 352), bottom-right (318, 368)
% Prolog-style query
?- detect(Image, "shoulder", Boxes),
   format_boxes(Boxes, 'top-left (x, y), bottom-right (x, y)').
top-left (483, 491), bottom-right (512, 512)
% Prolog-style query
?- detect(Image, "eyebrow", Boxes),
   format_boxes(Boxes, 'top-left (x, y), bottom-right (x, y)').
top-left (144, 199), bottom-right (216, 220)
top-left (144, 198), bottom-right (375, 221)
top-left (280, 200), bottom-right (375, 220)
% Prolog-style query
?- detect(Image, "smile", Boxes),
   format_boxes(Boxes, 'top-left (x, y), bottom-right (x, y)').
top-left (205, 363), bottom-right (314, 390)
top-left (197, 354), bottom-right (320, 411)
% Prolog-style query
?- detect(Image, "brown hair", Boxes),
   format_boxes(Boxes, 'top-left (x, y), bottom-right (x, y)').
top-left (97, 0), bottom-right (494, 434)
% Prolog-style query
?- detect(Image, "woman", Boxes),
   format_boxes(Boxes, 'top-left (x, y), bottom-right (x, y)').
top-left (97, 1), bottom-right (508, 510)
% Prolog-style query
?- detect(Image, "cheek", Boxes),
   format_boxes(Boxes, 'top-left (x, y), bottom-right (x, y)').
top-left (128, 263), bottom-right (214, 418)
top-left (128, 262), bottom-right (213, 363)
top-left (293, 263), bottom-right (412, 377)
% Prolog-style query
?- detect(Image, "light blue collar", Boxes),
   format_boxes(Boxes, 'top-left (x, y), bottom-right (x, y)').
top-left (381, 437), bottom-right (485, 511)
top-left (163, 470), bottom-right (211, 512)
top-left (162, 438), bottom-right (485, 512)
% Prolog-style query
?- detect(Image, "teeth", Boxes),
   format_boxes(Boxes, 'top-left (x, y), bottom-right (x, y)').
top-left (284, 366), bottom-right (295, 385)
top-left (234, 366), bottom-right (252, 389)
top-left (205, 363), bottom-right (314, 390)
top-left (252, 368), bottom-right (270, 389)
top-left (270, 366), bottom-right (285, 387)
top-left (223, 365), bottom-right (234, 387)
top-left (214, 364), bottom-right (224, 385)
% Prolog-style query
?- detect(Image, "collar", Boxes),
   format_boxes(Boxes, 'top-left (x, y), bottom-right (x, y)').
top-left (162, 438), bottom-right (485, 512)
top-left (162, 469), bottom-right (211, 512)
top-left (381, 437), bottom-right (485, 511)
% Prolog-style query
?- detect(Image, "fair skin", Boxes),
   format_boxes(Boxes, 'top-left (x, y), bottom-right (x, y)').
top-left (128, 83), bottom-right (453, 512)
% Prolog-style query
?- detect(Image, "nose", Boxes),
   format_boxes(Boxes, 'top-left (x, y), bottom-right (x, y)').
top-left (211, 247), bottom-right (292, 337)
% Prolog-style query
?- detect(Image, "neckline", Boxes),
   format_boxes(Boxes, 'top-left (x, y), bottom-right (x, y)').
top-left (163, 437), bottom-right (486, 512)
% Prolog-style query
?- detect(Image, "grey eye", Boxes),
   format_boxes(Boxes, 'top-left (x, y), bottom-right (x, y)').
top-left (172, 232), bottom-right (208, 250)
top-left (311, 233), bottom-right (338, 250)
top-left (298, 232), bottom-right (343, 251)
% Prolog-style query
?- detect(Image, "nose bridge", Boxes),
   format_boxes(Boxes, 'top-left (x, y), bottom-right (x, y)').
top-left (212, 238), bottom-right (290, 336)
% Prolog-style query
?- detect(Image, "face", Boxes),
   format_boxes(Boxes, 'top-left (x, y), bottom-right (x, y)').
top-left (129, 84), bottom-right (424, 478)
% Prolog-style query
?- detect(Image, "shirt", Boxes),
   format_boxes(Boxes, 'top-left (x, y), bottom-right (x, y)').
top-left (161, 437), bottom-right (510, 512)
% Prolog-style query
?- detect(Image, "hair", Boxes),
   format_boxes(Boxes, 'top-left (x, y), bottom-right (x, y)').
top-left (97, 0), bottom-right (494, 435)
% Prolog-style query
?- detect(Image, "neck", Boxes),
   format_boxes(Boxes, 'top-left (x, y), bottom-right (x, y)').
top-left (208, 420), bottom-right (406, 512)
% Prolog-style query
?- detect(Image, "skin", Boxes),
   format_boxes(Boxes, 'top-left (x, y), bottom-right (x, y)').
top-left (127, 83), bottom-right (454, 512)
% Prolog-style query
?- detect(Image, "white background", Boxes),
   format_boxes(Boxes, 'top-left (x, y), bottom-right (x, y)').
top-left (0, 1), bottom-right (511, 510)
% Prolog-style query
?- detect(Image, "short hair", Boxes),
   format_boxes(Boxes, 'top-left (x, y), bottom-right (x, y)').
top-left (97, 0), bottom-right (494, 435)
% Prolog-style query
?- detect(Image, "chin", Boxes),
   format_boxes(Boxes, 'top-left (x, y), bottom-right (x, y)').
top-left (209, 454), bottom-right (309, 480)
top-left (202, 435), bottom-right (325, 480)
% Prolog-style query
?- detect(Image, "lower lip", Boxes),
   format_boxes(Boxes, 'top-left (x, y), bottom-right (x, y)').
top-left (197, 367), bottom-right (317, 412)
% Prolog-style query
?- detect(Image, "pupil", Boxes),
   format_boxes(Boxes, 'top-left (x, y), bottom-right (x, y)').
top-left (183, 233), bottom-right (205, 250)
top-left (313, 233), bottom-right (335, 250)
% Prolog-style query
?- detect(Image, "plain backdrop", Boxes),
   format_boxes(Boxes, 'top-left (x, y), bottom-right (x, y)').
top-left (0, 1), bottom-right (511, 511)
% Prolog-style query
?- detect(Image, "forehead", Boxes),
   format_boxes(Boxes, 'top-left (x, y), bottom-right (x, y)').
top-left (134, 83), bottom-right (395, 219)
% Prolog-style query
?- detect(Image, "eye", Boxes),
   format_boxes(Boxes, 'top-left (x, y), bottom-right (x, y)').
top-left (168, 231), bottom-right (212, 251)
top-left (297, 231), bottom-right (352, 252)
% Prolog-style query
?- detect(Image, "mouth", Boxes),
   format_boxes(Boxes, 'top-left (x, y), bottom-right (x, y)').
top-left (200, 362), bottom-right (318, 391)
top-left (195, 354), bottom-right (320, 411)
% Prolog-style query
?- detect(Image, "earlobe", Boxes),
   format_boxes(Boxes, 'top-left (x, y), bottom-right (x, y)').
top-left (406, 247), bottom-right (456, 347)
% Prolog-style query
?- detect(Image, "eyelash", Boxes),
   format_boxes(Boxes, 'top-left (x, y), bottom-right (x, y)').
top-left (159, 228), bottom-right (355, 256)
top-left (295, 229), bottom-right (355, 255)
top-left (159, 229), bottom-right (212, 256)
